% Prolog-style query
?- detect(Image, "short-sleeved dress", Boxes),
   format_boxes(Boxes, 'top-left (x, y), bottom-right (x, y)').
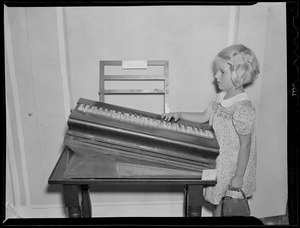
top-left (203, 91), bottom-right (257, 205)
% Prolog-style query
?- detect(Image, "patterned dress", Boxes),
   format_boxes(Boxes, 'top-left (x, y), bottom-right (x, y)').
top-left (204, 91), bottom-right (257, 205)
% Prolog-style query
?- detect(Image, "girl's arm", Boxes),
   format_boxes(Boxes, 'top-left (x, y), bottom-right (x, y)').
top-left (161, 111), bottom-right (210, 124)
top-left (230, 134), bottom-right (251, 189)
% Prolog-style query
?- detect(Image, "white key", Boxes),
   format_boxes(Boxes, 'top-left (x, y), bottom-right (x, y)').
top-left (182, 125), bottom-right (189, 133)
top-left (162, 122), bottom-right (168, 129)
top-left (196, 127), bottom-right (201, 135)
top-left (133, 116), bottom-right (139, 124)
top-left (177, 124), bottom-right (182, 132)
top-left (140, 116), bottom-right (146, 125)
top-left (103, 109), bottom-right (110, 117)
top-left (90, 106), bottom-right (96, 115)
top-left (190, 127), bottom-right (197, 135)
top-left (198, 128), bottom-right (205, 137)
top-left (130, 114), bottom-right (136, 123)
top-left (108, 110), bottom-right (114, 118)
top-left (207, 130), bottom-right (214, 138)
top-left (111, 112), bottom-right (118, 119)
top-left (167, 122), bottom-right (173, 130)
top-left (145, 117), bottom-right (150, 126)
top-left (204, 130), bottom-right (214, 139)
top-left (175, 123), bottom-right (180, 132)
top-left (152, 120), bottom-right (158, 128)
top-left (186, 126), bottom-right (193, 134)
top-left (78, 104), bottom-right (84, 112)
top-left (82, 105), bottom-right (90, 114)
top-left (87, 105), bottom-right (94, 114)
top-left (115, 112), bottom-right (122, 120)
top-left (124, 113), bottom-right (130, 121)
top-left (96, 107), bottom-right (103, 115)
top-left (120, 113), bottom-right (125, 121)
top-left (110, 110), bottom-right (116, 118)
top-left (149, 118), bottom-right (156, 127)
top-left (170, 123), bottom-right (176, 131)
top-left (157, 120), bottom-right (163, 129)
top-left (136, 116), bottom-right (142, 125)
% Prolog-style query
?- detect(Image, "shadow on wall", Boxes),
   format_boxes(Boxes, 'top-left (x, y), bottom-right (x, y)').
top-left (46, 184), bottom-right (68, 217)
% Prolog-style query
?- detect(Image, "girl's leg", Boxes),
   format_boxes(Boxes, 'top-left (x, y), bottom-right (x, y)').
top-left (213, 204), bottom-right (222, 217)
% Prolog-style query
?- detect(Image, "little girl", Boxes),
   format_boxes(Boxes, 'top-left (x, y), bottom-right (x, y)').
top-left (162, 44), bottom-right (260, 217)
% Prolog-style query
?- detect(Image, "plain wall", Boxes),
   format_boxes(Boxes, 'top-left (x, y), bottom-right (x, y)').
top-left (5, 3), bottom-right (287, 218)
top-left (246, 3), bottom-right (288, 216)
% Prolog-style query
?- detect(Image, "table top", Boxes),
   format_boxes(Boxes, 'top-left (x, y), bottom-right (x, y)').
top-left (48, 147), bottom-right (217, 186)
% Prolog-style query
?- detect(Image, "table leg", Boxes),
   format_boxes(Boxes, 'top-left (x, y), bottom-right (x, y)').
top-left (81, 185), bottom-right (92, 218)
top-left (185, 185), bottom-right (203, 217)
top-left (63, 184), bottom-right (82, 218)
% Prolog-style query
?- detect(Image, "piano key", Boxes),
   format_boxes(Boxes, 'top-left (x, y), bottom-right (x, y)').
top-left (186, 126), bottom-right (193, 134)
top-left (157, 120), bottom-right (163, 129)
top-left (207, 130), bottom-right (214, 139)
top-left (101, 109), bottom-right (108, 117)
top-left (204, 130), bottom-right (214, 139)
top-left (130, 115), bottom-right (137, 123)
top-left (94, 107), bottom-right (99, 115)
top-left (133, 116), bottom-right (139, 124)
top-left (139, 116), bottom-right (146, 125)
top-left (167, 122), bottom-right (173, 131)
top-left (162, 122), bottom-right (168, 129)
top-left (108, 110), bottom-right (114, 117)
top-left (148, 118), bottom-right (155, 127)
top-left (136, 116), bottom-right (143, 125)
top-left (182, 125), bottom-right (188, 133)
top-left (82, 104), bottom-right (90, 114)
top-left (175, 123), bottom-right (180, 132)
top-left (85, 105), bottom-right (91, 113)
top-left (111, 112), bottom-right (118, 120)
top-left (194, 128), bottom-right (202, 136)
top-left (125, 113), bottom-right (131, 121)
top-left (127, 114), bottom-right (133, 122)
top-left (90, 106), bottom-right (96, 115)
top-left (115, 112), bottom-right (122, 120)
top-left (124, 113), bottom-right (130, 121)
top-left (74, 99), bottom-right (218, 148)
top-left (144, 117), bottom-right (150, 126)
top-left (153, 120), bottom-right (159, 128)
top-left (153, 119), bottom-right (158, 127)
top-left (78, 104), bottom-right (85, 112)
top-left (199, 128), bottom-right (206, 136)
top-left (119, 113), bottom-right (125, 121)
top-left (176, 124), bottom-right (182, 132)
top-left (190, 127), bottom-right (197, 135)
top-left (96, 107), bottom-right (103, 116)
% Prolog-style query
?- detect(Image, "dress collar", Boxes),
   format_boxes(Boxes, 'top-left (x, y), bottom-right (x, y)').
top-left (219, 91), bottom-right (249, 107)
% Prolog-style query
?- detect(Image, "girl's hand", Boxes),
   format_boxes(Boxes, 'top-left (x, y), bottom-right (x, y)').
top-left (229, 175), bottom-right (243, 190)
top-left (161, 112), bottom-right (181, 122)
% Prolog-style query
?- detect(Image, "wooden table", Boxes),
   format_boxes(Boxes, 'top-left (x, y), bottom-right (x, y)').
top-left (48, 147), bottom-right (216, 218)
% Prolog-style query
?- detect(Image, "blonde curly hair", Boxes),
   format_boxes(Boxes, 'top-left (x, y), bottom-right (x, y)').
top-left (212, 44), bottom-right (260, 87)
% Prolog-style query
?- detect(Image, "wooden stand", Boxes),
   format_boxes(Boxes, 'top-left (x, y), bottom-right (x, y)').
top-left (49, 148), bottom-right (216, 218)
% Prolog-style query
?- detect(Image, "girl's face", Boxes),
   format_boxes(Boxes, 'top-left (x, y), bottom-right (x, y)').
top-left (214, 58), bottom-right (235, 92)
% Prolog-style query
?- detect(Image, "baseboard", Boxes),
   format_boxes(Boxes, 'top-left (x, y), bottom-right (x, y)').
top-left (5, 200), bottom-right (213, 218)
